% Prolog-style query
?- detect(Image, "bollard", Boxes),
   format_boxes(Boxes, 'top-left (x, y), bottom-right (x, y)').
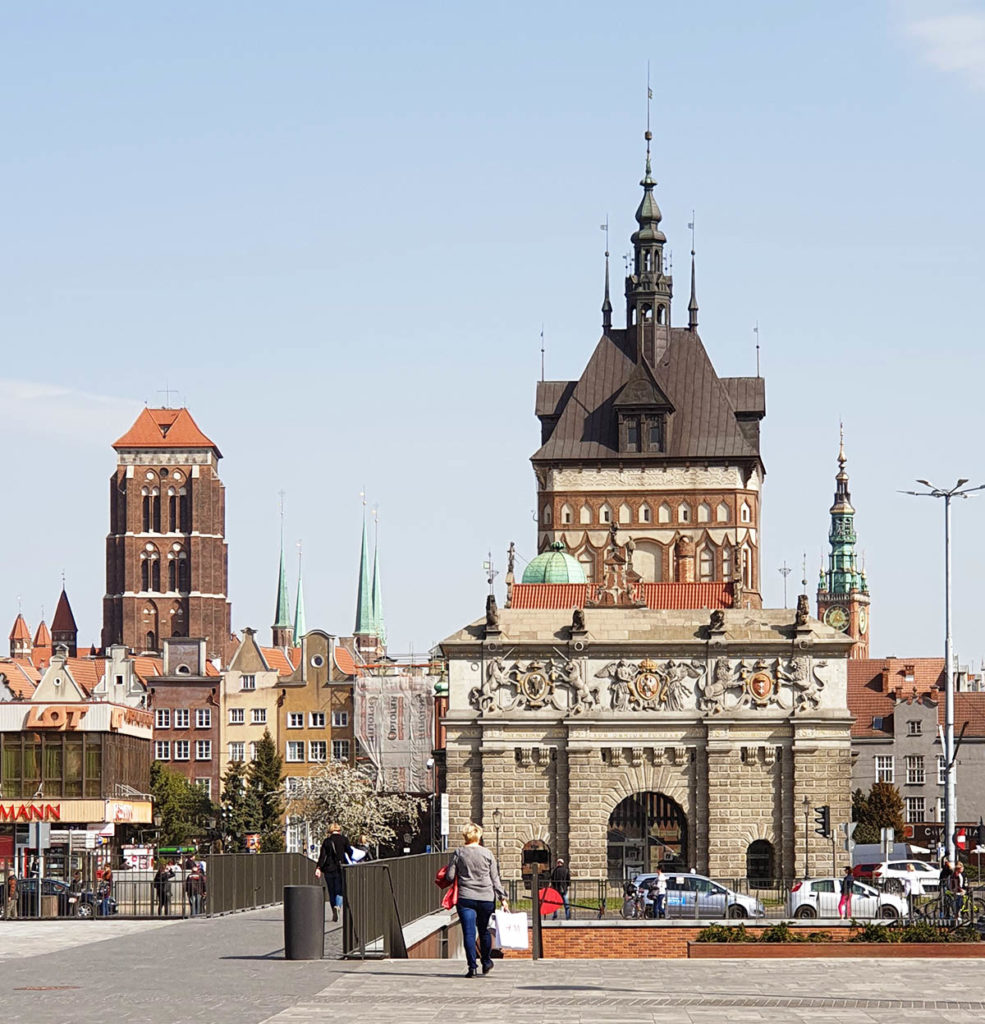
top-left (284, 885), bottom-right (325, 960)
top-left (531, 863), bottom-right (543, 960)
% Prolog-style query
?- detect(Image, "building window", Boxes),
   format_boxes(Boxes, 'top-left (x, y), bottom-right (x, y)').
top-left (716, 502), bottom-right (729, 523)
top-left (905, 756), bottom-right (925, 785)
top-left (332, 740), bottom-right (351, 762)
top-left (626, 418), bottom-right (640, 452)
top-left (698, 546), bottom-right (715, 582)
top-left (938, 755), bottom-right (946, 786)
top-left (309, 712), bottom-right (326, 728)
top-left (229, 708), bottom-right (244, 725)
top-left (658, 503), bottom-right (671, 524)
top-left (599, 504), bottom-right (612, 524)
top-left (229, 742), bottom-right (245, 762)
top-left (579, 505), bottom-right (591, 525)
top-left (309, 741), bottom-right (327, 762)
top-left (542, 505), bottom-right (552, 525)
top-left (195, 778), bottom-right (212, 798)
top-left (332, 711), bottom-right (349, 728)
top-left (195, 740), bottom-right (212, 761)
top-left (618, 503), bottom-right (631, 524)
top-left (907, 720), bottom-right (921, 736)
top-left (196, 708), bottom-right (211, 729)
top-left (678, 503), bottom-right (690, 523)
top-left (241, 675), bottom-right (256, 691)
top-left (697, 502), bottom-right (711, 523)
top-left (937, 797), bottom-right (945, 822)
top-left (252, 708), bottom-right (267, 725)
top-left (905, 797), bottom-right (925, 824)
top-left (174, 709), bottom-right (190, 729)
top-left (154, 709), bottom-right (171, 729)
top-left (285, 777), bottom-right (304, 797)
top-left (561, 504), bottom-right (573, 525)
top-left (154, 741), bottom-right (171, 760)
top-left (721, 545), bottom-right (733, 581)
top-left (740, 503), bottom-right (751, 523)
top-left (639, 504), bottom-right (651, 524)
top-left (287, 712), bottom-right (303, 729)
top-left (647, 418), bottom-right (663, 452)
top-left (875, 756), bottom-right (894, 783)
top-left (286, 741), bottom-right (305, 762)
top-left (174, 740), bottom-right (190, 761)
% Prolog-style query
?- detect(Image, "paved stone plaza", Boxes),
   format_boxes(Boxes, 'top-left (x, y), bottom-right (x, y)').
top-left (1, 909), bottom-right (984, 1023)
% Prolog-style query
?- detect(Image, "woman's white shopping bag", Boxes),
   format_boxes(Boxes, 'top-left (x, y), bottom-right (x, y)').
top-left (488, 914), bottom-right (501, 950)
top-left (493, 910), bottom-right (529, 950)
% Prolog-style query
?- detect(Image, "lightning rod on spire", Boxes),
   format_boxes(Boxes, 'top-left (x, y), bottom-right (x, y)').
top-left (540, 325), bottom-right (545, 383)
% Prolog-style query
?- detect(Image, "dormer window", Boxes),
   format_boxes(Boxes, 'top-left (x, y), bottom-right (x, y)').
top-left (619, 413), bottom-right (666, 455)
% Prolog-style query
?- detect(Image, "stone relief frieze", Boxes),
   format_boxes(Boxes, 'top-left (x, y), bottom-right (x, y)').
top-left (469, 653), bottom-right (832, 717)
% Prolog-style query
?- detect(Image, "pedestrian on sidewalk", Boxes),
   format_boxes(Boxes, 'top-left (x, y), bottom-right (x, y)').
top-left (185, 863), bottom-right (207, 917)
top-left (446, 823), bottom-right (508, 979)
top-left (314, 823), bottom-right (352, 923)
top-left (838, 866), bottom-right (853, 919)
top-left (902, 863), bottom-right (917, 918)
top-left (98, 865), bottom-right (113, 917)
top-left (5, 873), bottom-right (17, 920)
top-left (653, 868), bottom-right (668, 919)
top-left (154, 861), bottom-right (174, 916)
top-left (550, 858), bottom-right (571, 920)
top-left (69, 871), bottom-right (84, 917)
top-left (947, 862), bottom-right (966, 921)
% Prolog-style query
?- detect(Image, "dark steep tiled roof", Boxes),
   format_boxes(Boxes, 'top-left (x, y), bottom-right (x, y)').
top-left (533, 328), bottom-right (762, 464)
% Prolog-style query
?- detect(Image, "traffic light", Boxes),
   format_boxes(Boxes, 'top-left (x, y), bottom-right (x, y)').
top-left (814, 804), bottom-right (831, 838)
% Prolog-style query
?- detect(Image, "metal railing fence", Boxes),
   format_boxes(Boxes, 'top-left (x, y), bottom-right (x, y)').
top-left (204, 853), bottom-right (318, 915)
top-left (343, 852), bottom-right (445, 958)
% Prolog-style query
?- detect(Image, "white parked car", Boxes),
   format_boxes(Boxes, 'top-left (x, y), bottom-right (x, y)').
top-left (632, 872), bottom-right (766, 919)
top-left (787, 877), bottom-right (907, 919)
top-left (871, 860), bottom-right (940, 896)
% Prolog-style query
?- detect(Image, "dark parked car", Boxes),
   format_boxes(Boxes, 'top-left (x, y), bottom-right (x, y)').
top-left (13, 877), bottom-right (117, 918)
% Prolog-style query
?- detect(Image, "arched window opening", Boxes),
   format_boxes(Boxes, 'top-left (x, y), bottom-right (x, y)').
top-left (168, 490), bottom-right (177, 532)
top-left (151, 558), bottom-right (161, 592)
top-left (561, 504), bottom-right (573, 525)
top-left (579, 505), bottom-right (592, 525)
top-left (168, 559), bottom-right (177, 592)
top-left (142, 490), bottom-right (151, 533)
top-left (698, 502), bottom-right (711, 523)
top-left (746, 839), bottom-right (775, 885)
top-left (607, 792), bottom-right (687, 880)
top-left (699, 546), bottom-right (715, 582)
top-left (542, 505), bottom-right (552, 525)
top-left (716, 502), bottom-right (729, 523)
top-left (141, 558), bottom-right (150, 592)
top-left (658, 503), bottom-right (672, 524)
top-left (151, 489), bottom-right (161, 533)
top-left (179, 489), bottom-right (191, 532)
top-left (722, 545), bottom-right (733, 581)
top-left (642, 304), bottom-right (653, 322)
top-left (600, 505), bottom-right (612, 525)
top-left (656, 305), bottom-right (666, 325)
top-left (177, 555), bottom-right (189, 592)
top-left (639, 504), bottom-right (652, 524)
top-left (678, 503), bottom-right (691, 524)
top-left (619, 503), bottom-right (631, 524)
top-left (741, 503), bottom-right (751, 524)
top-left (741, 546), bottom-right (751, 587)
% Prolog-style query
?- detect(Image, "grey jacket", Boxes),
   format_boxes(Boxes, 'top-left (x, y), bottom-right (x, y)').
top-left (447, 844), bottom-right (507, 902)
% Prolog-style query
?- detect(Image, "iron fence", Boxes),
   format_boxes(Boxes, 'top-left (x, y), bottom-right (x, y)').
top-left (343, 852), bottom-right (446, 958)
top-left (204, 853), bottom-right (318, 915)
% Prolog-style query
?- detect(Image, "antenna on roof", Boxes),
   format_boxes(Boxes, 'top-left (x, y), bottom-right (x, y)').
top-left (61, 568), bottom-right (66, 591)
top-left (778, 561), bottom-right (792, 609)
top-left (801, 552), bottom-right (807, 595)
top-left (156, 382), bottom-right (179, 408)
top-left (540, 324), bottom-right (545, 383)
top-left (482, 552), bottom-right (498, 596)
top-left (753, 322), bottom-right (761, 377)
top-left (646, 61), bottom-right (652, 149)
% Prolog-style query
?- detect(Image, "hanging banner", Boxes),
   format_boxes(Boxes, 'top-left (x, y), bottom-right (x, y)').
top-left (355, 673), bottom-right (434, 794)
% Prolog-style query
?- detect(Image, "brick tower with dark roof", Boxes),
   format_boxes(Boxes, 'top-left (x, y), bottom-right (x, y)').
top-left (101, 407), bottom-right (231, 660)
top-left (51, 587), bottom-right (78, 656)
top-left (532, 134), bottom-right (766, 602)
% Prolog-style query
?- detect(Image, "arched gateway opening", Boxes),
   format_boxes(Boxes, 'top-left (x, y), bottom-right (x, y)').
top-left (607, 792), bottom-right (688, 880)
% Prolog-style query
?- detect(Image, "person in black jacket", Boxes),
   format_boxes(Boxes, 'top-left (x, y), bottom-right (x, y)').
top-left (549, 858), bottom-right (572, 920)
top-left (314, 823), bottom-right (352, 922)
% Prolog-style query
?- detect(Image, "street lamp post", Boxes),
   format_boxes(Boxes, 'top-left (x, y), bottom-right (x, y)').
top-left (902, 479), bottom-right (985, 864)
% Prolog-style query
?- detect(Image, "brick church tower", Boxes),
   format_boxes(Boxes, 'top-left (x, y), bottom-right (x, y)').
top-left (102, 408), bottom-right (231, 660)
top-left (531, 131), bottom-right (766, 602)
top-left (816, 430), bottom-right (870, 658)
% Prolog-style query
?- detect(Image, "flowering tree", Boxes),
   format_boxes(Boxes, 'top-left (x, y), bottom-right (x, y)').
top-left (286, 761), bottom-right (425, 848)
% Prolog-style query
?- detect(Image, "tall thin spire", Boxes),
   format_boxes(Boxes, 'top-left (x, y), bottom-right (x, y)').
top-left (293, 540), bottom-right (306, 643)
top-left (272, 496), bottom-right (293, 647)
top-left (371, 508), bottom-right (386, 647)
top-left (601, 216), bottom-right (612, 331)
top-left (354, 495), bottom-right (374, 636)
top-left (688, 211), bottom-right (698, 332)
top-left (824, 424), bottom-right (863, 595)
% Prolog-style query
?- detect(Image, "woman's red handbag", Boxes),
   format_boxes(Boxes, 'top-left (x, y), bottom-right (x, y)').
top-left (435, 865), bottom-right (458, 908)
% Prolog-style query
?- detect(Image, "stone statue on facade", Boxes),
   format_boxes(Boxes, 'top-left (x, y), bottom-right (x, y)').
top-left (794, 593), bottom-right (810, 628)
top-left (697, 657), bottom-right (732, 714)
top-left (470, 656), bottom-right (508, 713)
top-left (709, 608), bottom-right (726, 633)
top-left (663, 659), bottom-right (702, 711)
top-left (571, 607), bottom-right (586, 635)
top-left (780, 656), bottom-right (826, 712)
top-left (598, 660), bottom-right (635, 711)
top-left (562, 657), bottom-right (601, 714)
top-left (485, 594), bottom-right (500, 634)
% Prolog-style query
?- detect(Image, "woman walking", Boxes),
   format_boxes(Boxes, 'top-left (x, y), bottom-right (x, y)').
top-left (838, 866), bottom-right (853, 919)
top-left (446, 823), bottom-right (508, 979)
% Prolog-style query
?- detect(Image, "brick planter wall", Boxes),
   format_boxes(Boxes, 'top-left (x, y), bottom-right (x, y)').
top-left (689, 942), bottom-right (985, 959)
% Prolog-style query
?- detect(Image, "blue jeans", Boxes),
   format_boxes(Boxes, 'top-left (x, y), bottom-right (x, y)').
top-left (551, 891), bottom-right (571, 920)
top-left (458, 897), bottom-right (494, 972)
top-left (654, 893), bottom-right (666, 919)
top-left (323, 871), bottom-right (344, 909)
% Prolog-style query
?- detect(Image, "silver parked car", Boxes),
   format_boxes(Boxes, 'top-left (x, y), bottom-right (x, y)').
top-left (786, 876), bottom-right (907, 919)
top-left (632, 872), bottom-right (766, 919)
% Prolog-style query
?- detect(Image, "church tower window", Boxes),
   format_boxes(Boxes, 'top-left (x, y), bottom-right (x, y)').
top-left (168, 489), bottom-right (177, 531)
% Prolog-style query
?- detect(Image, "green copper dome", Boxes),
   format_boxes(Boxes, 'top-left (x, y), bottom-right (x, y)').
top-left (521, 542), bottom-right (587, 585)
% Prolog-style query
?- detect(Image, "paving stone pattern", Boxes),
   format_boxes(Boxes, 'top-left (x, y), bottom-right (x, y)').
top-left (3, 910), bottom-right (985, 1023)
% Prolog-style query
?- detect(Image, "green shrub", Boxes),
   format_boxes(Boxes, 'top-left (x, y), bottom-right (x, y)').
top-left (849, 922), bottom-right (902, 943)
top-left (695, 923), bottom-right (753, 943)
top-left (806, 930), bottom-right (833, 943)
top-left (759, 922), bottom-right (804, 943)
top-left (947, 925), bottom-right (981, 943)
top-left (899, 921), bottom-right (945, 944)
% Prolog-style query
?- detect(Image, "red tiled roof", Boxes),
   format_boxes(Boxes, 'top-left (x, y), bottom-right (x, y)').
top-left (132, 656), bottom-right (163, 680)
top-left (51, 589), bottom-right (77, 632)
top-left (509, 582), bottom-right (733, 611)
top-left (33, 620), bottom-right (51, 646)
top-left (334, 646), bottom-right (357, 677)
top-left (848, 658), bottom-right (985, 739)
top-left (62, 657), bottom-right (102, 696)
top-left (260, 647), bottom-right (300, 677)
top-left (1, 659), bottom-right (40, 697)
top-left (112, 408), bottom-right (221, 455)
top-left (9, 614), bottom-right (31, 642)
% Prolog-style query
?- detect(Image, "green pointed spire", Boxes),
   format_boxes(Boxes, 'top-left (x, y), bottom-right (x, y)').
top-left (293, 543), bottom-right (306, 643)
top-left (371, 513), bottom-right (385, 646)
top-left (273, 523), bottom-right (293, 644)
top-left (354, 509), bottom-right (374, 635)
top-left (823, 427), bottom-right (863, 595)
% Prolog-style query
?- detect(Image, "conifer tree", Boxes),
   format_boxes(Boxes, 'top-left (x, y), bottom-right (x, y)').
top-left (247, 729), bottom-right (285, 852)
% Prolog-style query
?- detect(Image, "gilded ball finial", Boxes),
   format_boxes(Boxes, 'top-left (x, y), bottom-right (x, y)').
top-left (645, 130), bottom-right (652, 141)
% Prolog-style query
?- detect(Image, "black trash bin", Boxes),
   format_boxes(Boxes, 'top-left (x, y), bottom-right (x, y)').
top-left (284, 885), bottom-right (324, 960)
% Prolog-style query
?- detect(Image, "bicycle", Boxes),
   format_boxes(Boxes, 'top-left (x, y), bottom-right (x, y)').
top-left (913, 884), bottom-right (985, 924)
top-left (619, 881), bottom-right (651, 920)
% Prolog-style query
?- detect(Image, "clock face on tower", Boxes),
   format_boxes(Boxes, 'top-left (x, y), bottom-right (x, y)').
top-left (858, 607), bottom-right (867, 635)
top-left (824, 605), bottom-right (849, 632)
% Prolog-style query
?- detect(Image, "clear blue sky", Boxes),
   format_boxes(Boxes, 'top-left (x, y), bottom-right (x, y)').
top-left (2, 2), bottom-right (984, 664)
